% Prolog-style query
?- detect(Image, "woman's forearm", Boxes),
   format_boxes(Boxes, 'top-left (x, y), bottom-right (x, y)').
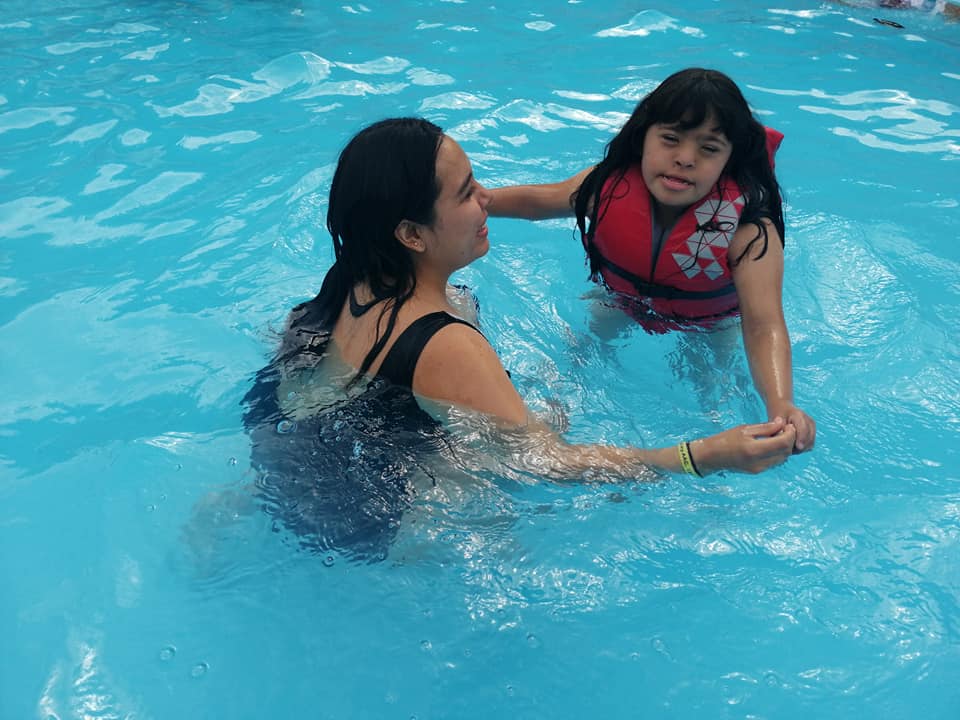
top-left (487, 184), bottom-right (575, 220)
top-left (524, 421), bottom-right (793, 481)
top-left (487, 168), bottom-right (590, 220)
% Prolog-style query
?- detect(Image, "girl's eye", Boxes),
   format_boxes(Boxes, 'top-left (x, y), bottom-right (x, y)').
top-left (661, 134), bottom-right (679, 144)
top-left (702, 145), bottom-right (719, 154)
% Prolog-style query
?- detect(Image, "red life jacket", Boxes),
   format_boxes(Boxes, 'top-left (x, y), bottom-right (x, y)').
top-left (586, 127), bottom-right (783, 323)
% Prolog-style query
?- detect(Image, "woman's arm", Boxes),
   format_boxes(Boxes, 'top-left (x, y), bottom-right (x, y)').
top-left (730, 219), bottom-right (816, 452)
top-left (487, 167), bottom-right (593, 220)
top-left (414, 323), bottom-right (797, 477)
top-left (520, 417), bottom-right (795, 479)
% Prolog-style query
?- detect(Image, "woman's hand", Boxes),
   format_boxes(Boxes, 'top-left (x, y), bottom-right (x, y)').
top-left (690, 418), bottom-right (796, 475)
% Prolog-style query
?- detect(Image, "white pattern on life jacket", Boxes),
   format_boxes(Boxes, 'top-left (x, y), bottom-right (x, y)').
top-left (671, 194), bottom-right (744, 281)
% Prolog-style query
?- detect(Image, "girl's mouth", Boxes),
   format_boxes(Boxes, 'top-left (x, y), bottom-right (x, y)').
top-left (660, 174), bottom-right (694, 190)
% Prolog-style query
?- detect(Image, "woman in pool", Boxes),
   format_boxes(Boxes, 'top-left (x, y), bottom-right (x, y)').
top-left (487, 68), bottom-right (816, 454)
top-left (242, 117), bottom-right (797, 560)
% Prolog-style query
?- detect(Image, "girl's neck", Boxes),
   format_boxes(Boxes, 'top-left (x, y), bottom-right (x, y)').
top-left (652, 201), bottom-right (685, 230)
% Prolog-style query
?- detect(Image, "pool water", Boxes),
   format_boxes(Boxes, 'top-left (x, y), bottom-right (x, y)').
top-left (2, 1), bottom-right (959, 718)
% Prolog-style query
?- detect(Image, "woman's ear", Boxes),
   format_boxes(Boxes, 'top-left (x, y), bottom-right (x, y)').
top-left (395, 220), bottom-right (425, 253)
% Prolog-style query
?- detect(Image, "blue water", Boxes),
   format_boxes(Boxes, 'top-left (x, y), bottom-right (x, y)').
top-left (2, 1), bottom-right (959, 718)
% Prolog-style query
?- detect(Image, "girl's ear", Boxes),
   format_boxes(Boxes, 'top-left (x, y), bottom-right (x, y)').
top-left (395, 220), bottom-right (425, 253)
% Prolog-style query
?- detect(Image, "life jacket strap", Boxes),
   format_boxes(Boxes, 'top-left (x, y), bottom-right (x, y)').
top-left (597, 255), bottom-right (737, 300)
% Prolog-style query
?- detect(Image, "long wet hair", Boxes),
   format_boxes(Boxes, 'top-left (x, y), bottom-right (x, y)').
top-left (573, 68), bottom-right (785, 277)
top-left (277, 117), bottom-right (445, 380)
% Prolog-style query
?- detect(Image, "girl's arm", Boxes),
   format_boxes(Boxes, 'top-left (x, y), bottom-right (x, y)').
top-left (487, 167), bottom-right (593, 220)
top-left (414, 323), bottom-right (797, 477)
top-left (730, 219), bottom-right (816, 452)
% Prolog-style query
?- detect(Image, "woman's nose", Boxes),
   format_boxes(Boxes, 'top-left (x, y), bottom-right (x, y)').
top-left (478, 184), bottom-right (492, 208)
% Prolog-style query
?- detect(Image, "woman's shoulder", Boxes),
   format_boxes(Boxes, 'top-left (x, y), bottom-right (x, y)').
top-left (411, 314), bottom-right (526, 424)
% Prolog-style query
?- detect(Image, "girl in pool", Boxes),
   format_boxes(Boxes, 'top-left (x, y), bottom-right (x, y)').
top-left (242, 117), bottom-right (798, 558)
top-left (487, 68), bottom-right (816, 454)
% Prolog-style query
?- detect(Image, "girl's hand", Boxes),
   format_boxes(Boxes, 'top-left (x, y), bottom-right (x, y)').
top-left (767, 401), bottom-right (816, 453)
top-left (690, 418), bottom-right (796, 475)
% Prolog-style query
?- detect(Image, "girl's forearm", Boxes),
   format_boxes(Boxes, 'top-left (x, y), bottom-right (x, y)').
top-left (742, 321), bottom-right (794, 412)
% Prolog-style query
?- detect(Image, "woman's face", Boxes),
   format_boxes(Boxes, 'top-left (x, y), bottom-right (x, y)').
top-left (418, 136), bottom-right (491, 272)
top-left (640, 115), bottom-right (733, 223)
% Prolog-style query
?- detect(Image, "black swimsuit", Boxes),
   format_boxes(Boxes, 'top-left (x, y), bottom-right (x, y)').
top-left (376, 311), bottom-right (477, 389)
top-left (242, 308), bottom-right (482, 563)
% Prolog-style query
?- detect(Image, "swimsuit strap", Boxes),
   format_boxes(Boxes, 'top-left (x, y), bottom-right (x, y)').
top-left (349, 285), bottom-right (394, 318)
top-left (376, 311), bottom-right (481, 389)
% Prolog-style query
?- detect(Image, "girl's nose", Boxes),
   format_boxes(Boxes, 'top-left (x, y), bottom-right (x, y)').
top-left (674, 141), bottom-right (696, 168)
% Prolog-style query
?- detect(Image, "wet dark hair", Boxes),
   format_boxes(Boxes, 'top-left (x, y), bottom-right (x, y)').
top-left (278, 117), bottom-right (445, 380)
top-left (574, 68), bottom-right (785, 277)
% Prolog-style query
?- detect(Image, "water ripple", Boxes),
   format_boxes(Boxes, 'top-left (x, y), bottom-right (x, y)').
top-left (94, 171), bottom-right (203, 222)
top-left (53, 118), bottom-right (118, 145)
top-left (336, 56), bottom-right (409, 74)
top-left (0, 105), bottom-right (74, 133)
top-left (752, 84), bottom-right (959, 155)
top-left (420, 91), bottom-right (497, 112)
top-left (596, 10), bottom-right (704, 39)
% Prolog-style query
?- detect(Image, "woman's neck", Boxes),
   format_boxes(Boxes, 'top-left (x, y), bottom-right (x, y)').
top-left (411, 263), bottom-right (455, 308)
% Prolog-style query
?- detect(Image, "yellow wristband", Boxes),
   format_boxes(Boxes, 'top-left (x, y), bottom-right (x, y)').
top-left (677, 441), bottom-right (702, 478)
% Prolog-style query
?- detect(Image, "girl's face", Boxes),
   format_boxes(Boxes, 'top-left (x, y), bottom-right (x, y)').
top-left (640, 115), bottom-right (733, 223)
top-left (419, 136), bottom-right (491, 272)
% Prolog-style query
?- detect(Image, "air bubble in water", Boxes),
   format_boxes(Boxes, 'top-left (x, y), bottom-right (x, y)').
top-left (277, 419), bottom-right (295, 434)
top-left (159, 645), bottom-right (176, 661)
top-left (190, 662), bottom-right (209, 678)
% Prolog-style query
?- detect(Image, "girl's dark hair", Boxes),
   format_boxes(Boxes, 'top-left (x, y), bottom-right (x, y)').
top-left (574, 68), bottom-right (785, 276)
top-left (278, 117), bottom-right (445, 380)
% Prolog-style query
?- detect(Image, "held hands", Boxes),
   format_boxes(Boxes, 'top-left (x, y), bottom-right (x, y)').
top-left (766, 401), bottom-right (816, 453)
top-left (690, 418), bottom-right (796, 476)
